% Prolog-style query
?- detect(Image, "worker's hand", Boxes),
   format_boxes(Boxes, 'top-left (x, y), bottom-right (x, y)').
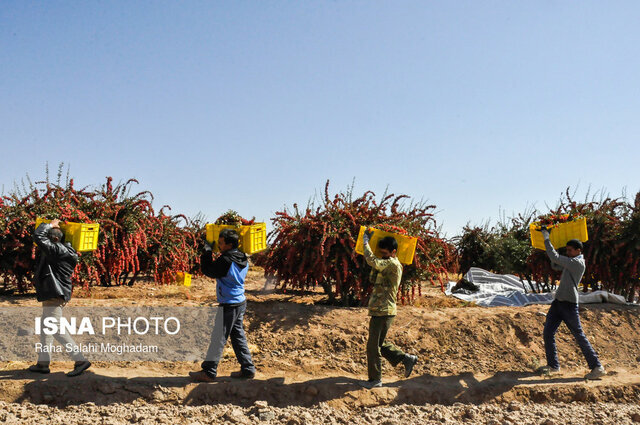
top-left (363, 228), bottom-right (374, 245)
top-left (203, 235), bottom-right (213, 252)
top-left (539, 226), bottom-right (551, 240)
top-left (50, 219), bottom-right (61, 229)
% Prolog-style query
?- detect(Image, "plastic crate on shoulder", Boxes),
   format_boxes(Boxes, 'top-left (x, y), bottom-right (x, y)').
top-left (35, 218), bottom-right (100, 252)
top-left (354, 225), bottom-right (418, 265)
top-left (205, 223), bottom-right (267, 255)
top-left (529, 217), bottom-right (588, 250)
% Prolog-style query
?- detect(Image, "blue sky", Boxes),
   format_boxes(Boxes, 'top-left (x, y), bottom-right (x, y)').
top-left (2, 1), bottom-right (639, 237)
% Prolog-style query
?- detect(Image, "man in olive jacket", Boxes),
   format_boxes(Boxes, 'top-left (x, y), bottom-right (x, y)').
top-left (360, 229), bottom-right (418, 389)
top-left (29, 219), bottom-right (91, 377)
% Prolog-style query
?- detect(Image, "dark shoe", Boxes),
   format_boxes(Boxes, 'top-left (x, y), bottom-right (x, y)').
top-left (28, 363), bottom-right (50, 374)
top-left (403, 354), bottom-right (418, 378)
top-left (230, 370), bottom-right (255, 379)
top-left (189, 370), bottom-right (216, 382)
top-left (67, 361), bottom-right (91, 377)
top-left (359, 379), bottom-right (382, 389)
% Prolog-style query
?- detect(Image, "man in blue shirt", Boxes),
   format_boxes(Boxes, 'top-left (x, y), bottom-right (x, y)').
top-left (189, 229), bottom-right (256, 382)
top-left (538, 230), bottom-right (605, 380)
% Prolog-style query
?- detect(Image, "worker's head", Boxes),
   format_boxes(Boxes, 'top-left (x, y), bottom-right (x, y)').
top-left (48, 228), bottom-right (64, 244)
top-left (377, 236), bottom-right (398, 259)
top-left (218, 229), bottom-right (239, 252)
top-left (565, 239), bottom-right (583, 258)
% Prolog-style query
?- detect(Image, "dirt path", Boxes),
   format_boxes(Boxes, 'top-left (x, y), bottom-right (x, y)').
top-left (1, 273), bottom-right (639, 423)
top-left (1, 400), bottom-right (639, 425)
top-left (1, 360), bottom-right (639, 408)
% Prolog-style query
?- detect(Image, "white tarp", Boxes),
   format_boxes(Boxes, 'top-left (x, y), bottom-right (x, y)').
top-left (445, 267), bottom-right (627, 307)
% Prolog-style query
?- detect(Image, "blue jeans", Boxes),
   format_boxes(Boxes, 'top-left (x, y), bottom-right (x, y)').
top-left (543, 300), bottom-right (601, 370)
top-left (201, 302), bottom-right (255, 378)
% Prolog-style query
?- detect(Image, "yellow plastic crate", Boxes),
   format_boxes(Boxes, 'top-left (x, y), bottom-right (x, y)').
top-left (529, 217), bottom-right (588, 250)
top-left (355, 225), bottom-right (418, 265)
top-left (205, 222), bottom-right (267, 254)
top-left (176, 272), bottom-right (192, 287)
top-left (35, 218), bottom-right (100, 252)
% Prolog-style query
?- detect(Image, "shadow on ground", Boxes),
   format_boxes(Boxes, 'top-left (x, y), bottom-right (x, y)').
top-left (1, 368), bottom-right (638, 408)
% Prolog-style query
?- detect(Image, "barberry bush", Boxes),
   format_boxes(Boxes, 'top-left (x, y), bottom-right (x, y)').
top-left (254, 181), bottom-right (458, 306)
top-left (0, 165), bottom-right (202, 292)
top-left (456, 188), bottom-right (640, 302)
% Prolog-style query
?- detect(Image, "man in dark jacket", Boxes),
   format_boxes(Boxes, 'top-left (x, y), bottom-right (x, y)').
top-left (189, 229), bottom-right (256, 382)
top-left (29, 219), bottom-right (91, 377)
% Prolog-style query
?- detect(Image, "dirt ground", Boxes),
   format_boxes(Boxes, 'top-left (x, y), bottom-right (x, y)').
top-left (1, 269), bottom-right (639, 424)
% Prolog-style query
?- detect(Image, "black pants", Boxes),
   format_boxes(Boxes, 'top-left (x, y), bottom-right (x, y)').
top-left (201, 302), bottom-right (255, 378)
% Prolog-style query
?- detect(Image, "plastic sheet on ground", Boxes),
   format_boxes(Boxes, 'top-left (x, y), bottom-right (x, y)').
top-left (445, 267), bottom-right (627, 307)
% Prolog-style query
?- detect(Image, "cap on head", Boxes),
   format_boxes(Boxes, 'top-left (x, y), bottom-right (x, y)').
top-left (566, 239), bottom-right (583, 251)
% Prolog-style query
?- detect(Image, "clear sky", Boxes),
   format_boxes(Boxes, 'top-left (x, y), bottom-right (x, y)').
top-left (2, 1), bottom-right (639, 237)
